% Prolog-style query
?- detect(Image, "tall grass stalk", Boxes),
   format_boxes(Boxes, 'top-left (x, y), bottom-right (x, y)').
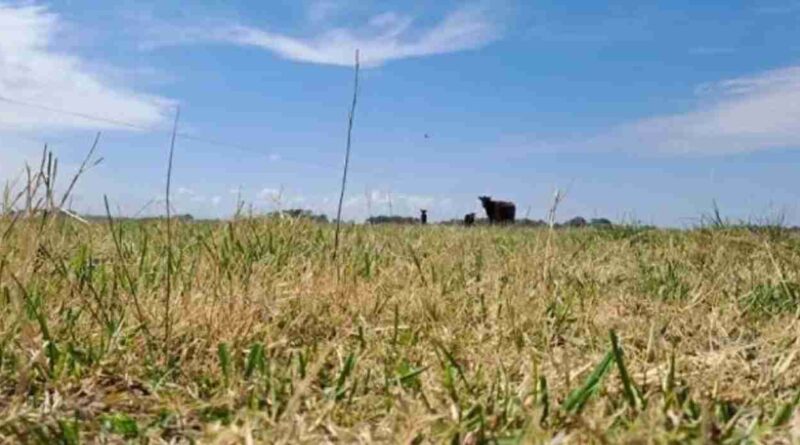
top-left (164, 106), bottom-right (180, 355)
top-left (333, 49), bottom-right (360, 260)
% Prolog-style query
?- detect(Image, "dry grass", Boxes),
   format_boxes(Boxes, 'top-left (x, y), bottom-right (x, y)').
top-left (1, 215), bottom-right (800, 444)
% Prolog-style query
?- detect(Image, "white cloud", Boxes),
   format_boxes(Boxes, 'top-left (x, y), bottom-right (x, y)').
top-left (0, 3), bottom-right (170, 133)
top-left (255, 186), bottom-right (306, 209)
top-left (163, 188), bottom-right (233, 215)
top-left (124, 185), bottom-right (459, 221)
top-left (688, 46), bottom-right (734, 56)
top-left (588, 65), bottom-right (800, 155)
top-left (306, 0), bottom-right (346, 24)
top-left (150, 3), bottom-right (502, 68)
top-left (258, 187), bottom-right (282, 201)
top-left (344, 190), bottom-right (452, 220)
top-left (755, 3), bottom-right (800, 14)
top-left (173, 186), bottom-right (208, 204)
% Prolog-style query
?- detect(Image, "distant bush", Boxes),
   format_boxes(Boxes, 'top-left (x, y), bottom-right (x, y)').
top-left (517, 218), bottom-right (548, 227)
top-left (366, 215), bottom-right (419, 225)
top-left (113, 214), bottom-right (195, 223)
top-left (557, 217), bottom-right (614, 229)
top-left (564, 216), bottom-right (588, 227)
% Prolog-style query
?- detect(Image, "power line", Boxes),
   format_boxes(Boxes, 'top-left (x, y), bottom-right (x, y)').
top-left (0, 94), bottom-right (338, 172)
top-left (0, 95), bottom-right (154, 132)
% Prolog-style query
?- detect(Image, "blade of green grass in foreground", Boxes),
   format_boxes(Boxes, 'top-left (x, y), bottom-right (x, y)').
top-left (244, 343), bottom-right (265, 380)
top-left (610, 330), bottom-right (643, 411)
top-left (217, 343), bottom-right (232, 388)
top-left (562, 350), bottom-right (614, 414)
top-left (333, 352), bottom-right (356, 401)
top-left (772, 388), bottom-right (800, 427)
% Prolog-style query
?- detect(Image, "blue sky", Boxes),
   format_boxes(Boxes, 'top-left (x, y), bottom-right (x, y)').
top-left (1, 0), bottom-right (800, 225)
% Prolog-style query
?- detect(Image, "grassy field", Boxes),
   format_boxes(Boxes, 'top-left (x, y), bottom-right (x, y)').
top-left (1, 216), bottom-right (800, 443)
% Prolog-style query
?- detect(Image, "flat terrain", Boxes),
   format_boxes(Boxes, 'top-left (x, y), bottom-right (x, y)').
top-left (1, 217), bottom-right (800, 443)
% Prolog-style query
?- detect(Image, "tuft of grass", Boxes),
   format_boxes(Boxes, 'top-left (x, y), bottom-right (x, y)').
top-left (101, 413), bottom-right (139, 439)
top-left (740, 282), bottom-right (800, 318)
top-left (637, 256), bottom-right (691, 301)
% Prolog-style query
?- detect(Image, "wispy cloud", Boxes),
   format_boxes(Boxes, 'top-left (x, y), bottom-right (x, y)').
top-left (688, 46), bottom-right (735, 56)
top-left (123, 184), bottom-right (461, 220)
top-left (174, 187), bottom-right (224, 206)
top-left (147, 3), bottom-right (502, 67)
top-left (754, 2), bottom-right (800, 14)
top-left (342, 190), bottom-right (453, 219)
top-left (255, 187), bottom-right (307, 210)
top-left (0, 3), bottom-right (171, 132)
top-left (585, 66), bottom-right (800, 155)
top-left (306, 0), bottom-right (347, 24)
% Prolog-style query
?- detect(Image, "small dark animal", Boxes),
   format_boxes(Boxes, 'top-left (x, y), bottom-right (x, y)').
top-left (478, 196), bottom-right (516, 224)
top-left (464, 213), bottom-right (475, 226)
top-left (420, 209), bottom-right (428, 225)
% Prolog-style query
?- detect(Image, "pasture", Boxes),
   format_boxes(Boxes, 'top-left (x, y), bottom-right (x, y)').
top-left (1, 216), bottom-right (799, 443)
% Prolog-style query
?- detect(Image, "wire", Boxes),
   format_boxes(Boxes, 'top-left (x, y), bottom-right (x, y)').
top-left (0, 93), bottom-right (412, 182)
top-left (0, 95), bottom-right (154, 132)
top-left (0, 94), bottom-right (339, 172)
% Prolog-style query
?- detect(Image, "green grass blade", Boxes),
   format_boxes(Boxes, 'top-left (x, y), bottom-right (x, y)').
top-left (538, 375), bottom-right (550, 425)
top-left (244, 343), bottom-right (264, 379)
top-left (562, 350), bottom-right (614, 414)
top-left (217, 342), bottom-right (232, 387)
top-left (772, 388), bottom-right (800, 427)
top-left (610, 330), bottom-right (642, 411)
top-left (334, 353), bottom-right (357, 400)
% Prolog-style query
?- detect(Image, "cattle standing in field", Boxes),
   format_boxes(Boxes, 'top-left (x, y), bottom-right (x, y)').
top-left (464, 213), bottom-right (475, 226)
top-left (420, 209), bottom-right (428, 225)
top-left (478, 196), bottom-right (516, 224)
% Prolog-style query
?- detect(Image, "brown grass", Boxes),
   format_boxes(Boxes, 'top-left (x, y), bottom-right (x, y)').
top-left (1, 214), bottom-right (800, 443)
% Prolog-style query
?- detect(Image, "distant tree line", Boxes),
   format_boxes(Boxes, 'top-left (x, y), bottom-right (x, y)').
top-left (44, 208), bottom-right (623, 229)
top-left (365, 215), bottom-right (418, 225)
top-left (19, 208), bottom-right (800, 232)
top-left (438, 215), bottom-right (614, 228)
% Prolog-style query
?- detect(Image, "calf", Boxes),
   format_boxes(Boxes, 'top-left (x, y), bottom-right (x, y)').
top-left (464, 213), bottom-right (476, 226)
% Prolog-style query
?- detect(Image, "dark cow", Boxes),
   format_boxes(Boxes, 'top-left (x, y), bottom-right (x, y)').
top-left (479, 196), bottom-right (516, 224)
top-left (420, 209), bottom-right (428, 225)
top-left (464, 213), bottom-right (476, 226)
